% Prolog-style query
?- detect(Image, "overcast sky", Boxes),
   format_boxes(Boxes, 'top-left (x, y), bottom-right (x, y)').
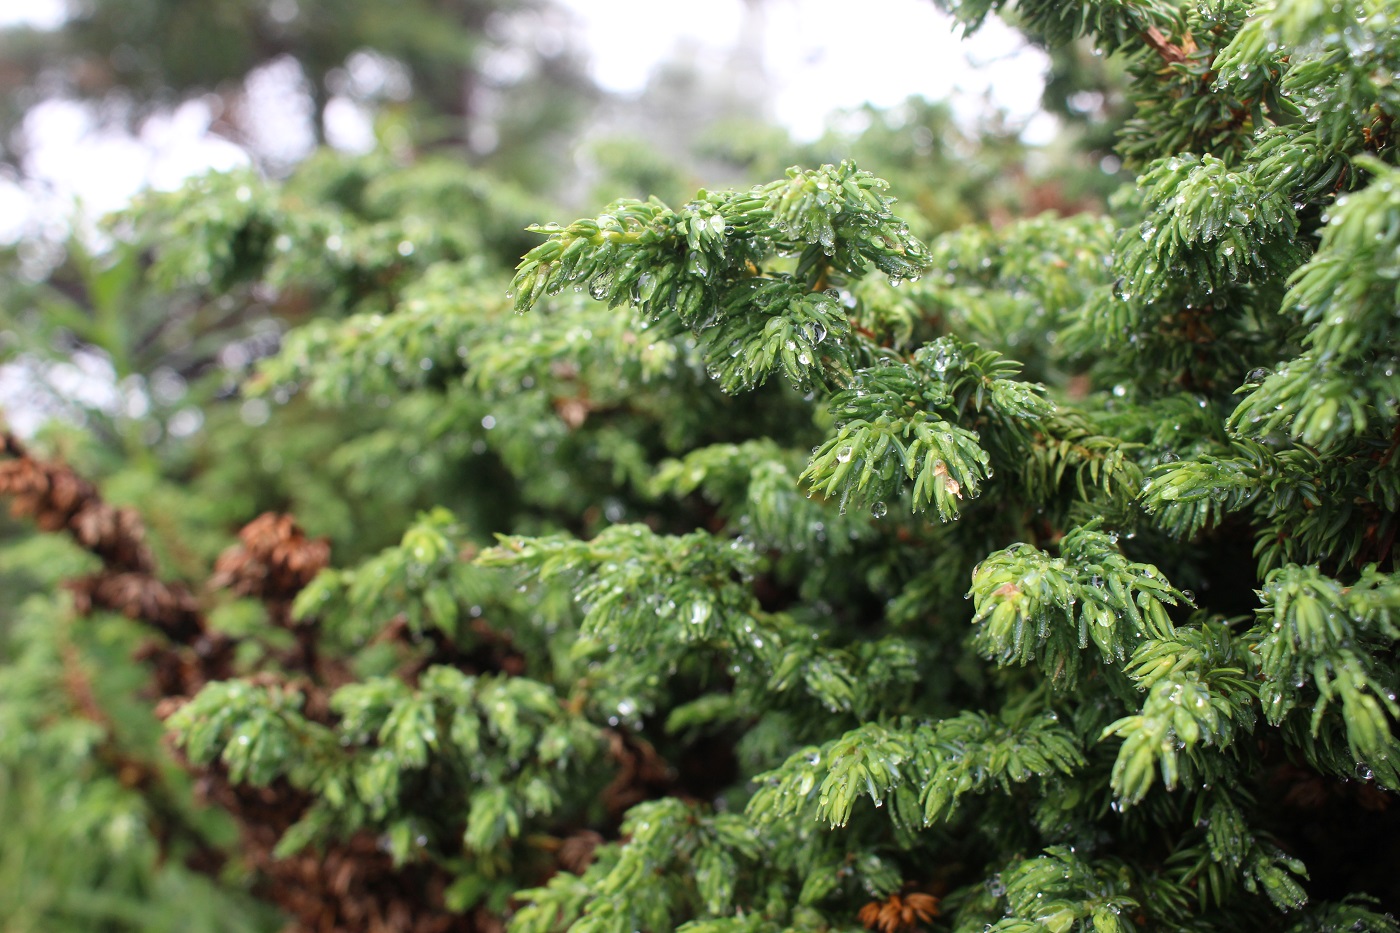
top-left (553, 0), bottom-right (1046, 139)
top-left (0, 0), bottom-right (1047, 242)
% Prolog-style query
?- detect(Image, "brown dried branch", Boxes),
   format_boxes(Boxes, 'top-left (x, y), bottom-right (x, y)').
top-left (67, 571), bottom-right (206, 643)
top-left (554, 830), bottom-right (604, 875)
top-left (1142, 25), bottom-right (1192, 66)
top-left (1, 432), bottom-right (155, 572)
top-left (858, 892), bottom-right (940, 933)
top-left (601, 728), bottom-right (676, 817)
top-left (1, 432), bottom-right (216, 651)
top-left (210, 511), bottom-right (337, 678)
top-left (211, 512), bottom-right (331, 606)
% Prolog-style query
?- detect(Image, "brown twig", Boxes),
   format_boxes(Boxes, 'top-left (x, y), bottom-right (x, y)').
top-left (1142, 26), bottom-right (1191, 66)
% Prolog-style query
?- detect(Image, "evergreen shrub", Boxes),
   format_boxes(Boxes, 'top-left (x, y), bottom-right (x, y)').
top-left (4, 1), bottom-right (1400, 931)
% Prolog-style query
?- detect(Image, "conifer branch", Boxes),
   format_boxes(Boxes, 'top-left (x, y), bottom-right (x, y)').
top-left (0, 431), bottom-right (212, 648)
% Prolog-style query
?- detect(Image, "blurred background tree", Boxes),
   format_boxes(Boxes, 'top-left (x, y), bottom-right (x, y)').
top-left (0, 0), bottom-right (597, 178)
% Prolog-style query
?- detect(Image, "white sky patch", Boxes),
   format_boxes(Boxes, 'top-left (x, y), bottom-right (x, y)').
top-left (0, 349), bottom-right (120, 436)
top-left (763, 0), bottom-right (1047, 139)
top-left (240, 56), bottom-right (319, 169)
top-left (10, 97), bottom-right (248, 244)
top-left (142, 99), bottom-right (250, 189)
top-left (26, 101), bottom-right (146, 202)
top-left (325, 97), bottom-right (377, 154)
top-left (555, 0), bottom-right (1049, 139)
top-left (555, 0), bottom-right (749, 92)
top-left (0, 0), bottom-right (66, 29)
top-left (0, 173), bottom-right (33, 242)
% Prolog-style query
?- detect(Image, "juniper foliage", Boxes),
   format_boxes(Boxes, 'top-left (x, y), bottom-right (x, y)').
top-left (4, 1), bottom-right (1400, 932)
